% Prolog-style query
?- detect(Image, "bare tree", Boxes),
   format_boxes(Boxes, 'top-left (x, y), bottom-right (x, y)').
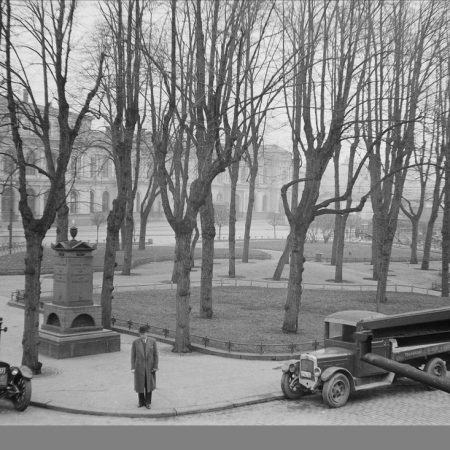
top-left (400, 125), bottom-right (432, 265)
top-left (422, 64), bottom-right (447, 270)
top-left (363, 1), bottom-right (444, 307)
top-left (214, 204), bottom-right (229, 240)
top-left (137, 132), bottom-right (160, 250)
top-left (0, 0), bottom-right (104, 372)
top-left (268, 212), bottom-right (283, 239)
top-left (91, 211), bottom-right (107, 245)
top-left (98, 0), bottom-right (144, 328)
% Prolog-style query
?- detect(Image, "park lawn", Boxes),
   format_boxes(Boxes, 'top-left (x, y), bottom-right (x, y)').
top-left (0, 244), bottom-right (270, 275)
top-left (244, 239), bottom-right (440, 262)
top-left (109, 287), bottom-right (449, 347)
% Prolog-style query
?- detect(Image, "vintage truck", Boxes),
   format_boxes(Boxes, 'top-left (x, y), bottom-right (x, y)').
top-left (281, 307), bottom-right (450, 408)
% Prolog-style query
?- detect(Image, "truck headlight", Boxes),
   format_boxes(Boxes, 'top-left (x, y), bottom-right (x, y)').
top-left (314, 367), bottom-right (321, 376)
top-left (11, 368), bottom-right (19, 376)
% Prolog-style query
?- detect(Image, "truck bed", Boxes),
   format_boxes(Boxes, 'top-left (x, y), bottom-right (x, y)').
top-left (391, 340), bottom-right (450, 362)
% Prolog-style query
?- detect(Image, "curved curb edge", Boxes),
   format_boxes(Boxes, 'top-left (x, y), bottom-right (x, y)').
top-left (29, 393), bottom-right (285, 419)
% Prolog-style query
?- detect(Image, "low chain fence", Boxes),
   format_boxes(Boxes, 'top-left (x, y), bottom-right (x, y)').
top-left (110, 316), bottom-right (323, 355)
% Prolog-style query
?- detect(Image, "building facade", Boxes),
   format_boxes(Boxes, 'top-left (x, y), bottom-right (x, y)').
top-left (1, 97), bottom-right (293, 240)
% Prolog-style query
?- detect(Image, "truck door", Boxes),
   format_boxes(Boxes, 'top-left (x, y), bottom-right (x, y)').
top-left (357, 338), bottom-right (389, 376)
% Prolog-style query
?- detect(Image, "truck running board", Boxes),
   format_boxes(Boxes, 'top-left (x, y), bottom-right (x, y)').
top-left (354, 372), bottom-right (396, 391)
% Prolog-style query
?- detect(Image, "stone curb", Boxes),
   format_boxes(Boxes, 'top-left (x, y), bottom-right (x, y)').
top-left (30, 393), bottom-right (285, 418)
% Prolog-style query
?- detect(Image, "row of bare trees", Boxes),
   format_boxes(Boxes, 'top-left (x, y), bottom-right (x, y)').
top-left (2, 0), bottom-right (450, 370)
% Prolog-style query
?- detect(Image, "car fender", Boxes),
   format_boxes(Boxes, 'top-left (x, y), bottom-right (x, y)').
top-left (19, 365), bottom-right (33, 379)
top-left (281, 360), bottom-right (299, 373)
top-left (320, 367), bottom-right (354, 390)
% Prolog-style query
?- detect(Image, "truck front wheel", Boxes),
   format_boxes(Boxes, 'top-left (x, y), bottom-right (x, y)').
top-left (424, 357), bottom-right (447, 390)
top-left (281, 373), bottom-right (305, 399)
top-left (322, 373), bottom-right (350, 408)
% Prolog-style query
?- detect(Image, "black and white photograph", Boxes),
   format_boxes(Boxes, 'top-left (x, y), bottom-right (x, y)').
top-left (0, 0), bottom-right (449, 447)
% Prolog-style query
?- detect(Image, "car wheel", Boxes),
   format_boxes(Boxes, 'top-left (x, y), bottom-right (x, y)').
top-left (13, 378), bottom-right (32, 411)
top-left (322, 373), bottom-right (350, 408)
top-left (281, 372), bottom-right (305, 399)
top-left (424, 357), bottom-right (447, 391)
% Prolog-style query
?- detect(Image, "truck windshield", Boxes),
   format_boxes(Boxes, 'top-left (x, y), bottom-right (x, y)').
top-left (327, 322), bottom-right (355, 342)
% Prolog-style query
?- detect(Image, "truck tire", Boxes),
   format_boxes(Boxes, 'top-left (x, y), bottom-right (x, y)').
top-left (13, 378), bottom-right (32, 411)
top-left (322, 373), bottom-right (350, 408)
top-left (424, 357), bottom-right (447, 390)
top-left (281, 372), bottom-right (305, 399)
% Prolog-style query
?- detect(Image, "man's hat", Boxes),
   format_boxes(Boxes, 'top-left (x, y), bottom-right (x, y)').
top-left (138, 325), bottom-right (149, 334)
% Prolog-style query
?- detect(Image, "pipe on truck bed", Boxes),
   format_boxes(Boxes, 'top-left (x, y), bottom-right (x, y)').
top-left (361, 353), bottom-right (450, 393)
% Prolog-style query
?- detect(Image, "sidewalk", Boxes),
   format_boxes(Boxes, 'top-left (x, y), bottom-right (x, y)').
top-left (0, 252), bottom-right (443, 417)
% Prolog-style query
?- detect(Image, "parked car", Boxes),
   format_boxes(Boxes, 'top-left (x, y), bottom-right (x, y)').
top-left (0, 317), bottom-right (32, 411)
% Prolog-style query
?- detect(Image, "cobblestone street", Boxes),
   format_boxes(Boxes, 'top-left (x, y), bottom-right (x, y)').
top-left (1, 379), bottom-right (449, 425)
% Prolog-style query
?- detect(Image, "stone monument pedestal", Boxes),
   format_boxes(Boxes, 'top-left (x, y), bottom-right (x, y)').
top-left (39, 227), bottom-right (120, 359)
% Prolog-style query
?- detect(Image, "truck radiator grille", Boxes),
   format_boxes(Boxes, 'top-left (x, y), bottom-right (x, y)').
top-left (300, 359), bottom-right (314, 373)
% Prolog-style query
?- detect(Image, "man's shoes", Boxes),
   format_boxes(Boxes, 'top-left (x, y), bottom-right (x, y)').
top-left (145, 404), bottom-right (151, 409)
top-left (138, 403), bottom-right (144, 408)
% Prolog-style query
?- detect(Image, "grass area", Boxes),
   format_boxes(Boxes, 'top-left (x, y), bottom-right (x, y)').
top-left (108, 287), bottom-right (448, 347)
top-left (1, 239), bottom-right (439, 275)
top-left (0, 244), bottom-right (270, 275)
top-left (245, 239), bottom-right (440, 262)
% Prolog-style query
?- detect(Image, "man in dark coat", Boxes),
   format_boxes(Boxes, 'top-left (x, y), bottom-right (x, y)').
top-left (131, 325), bottom-right (159, 408)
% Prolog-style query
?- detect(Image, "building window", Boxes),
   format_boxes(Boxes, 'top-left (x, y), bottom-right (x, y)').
top-left (261, 195), bottom-right (267, 212)
top-left (1, 187), bottom-right (14, 222)
top-left (25, 151), bottom-right (37, 176)
top-left (102, 191), bottom-right (110, 212)
top-left (90, 191), bottom-right (95, 213)
top-left (69, 191), bottom-right (79, 213)
top-left (27, 188), bottom-right (37, 216)
top-left (70, 157), bottom-right (79, 179)
top-left (90, 157), bottom-right (96, 178)
top-left (240, 166), bottom-right (247, 183)
top-left (99, 157), bottom-right (109, 177)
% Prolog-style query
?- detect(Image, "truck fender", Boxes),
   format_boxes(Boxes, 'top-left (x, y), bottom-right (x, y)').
top-left (320, 367), bottom-right (354, 391)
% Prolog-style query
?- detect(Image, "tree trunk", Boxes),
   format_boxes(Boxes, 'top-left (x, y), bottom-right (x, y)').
top-left (331, 214), bottom-right (341, 266)
top-left (190, 223), bottom-right (200, 268)
top-left (55, 183), bottom-right (69, 243)
top-left (374, 216), bottom-right (396, 308)
top-left (273, 141), bottom-right (299, 281)
top-left (120, 224), bottom-right (126, 251)
top-left (441, 152), bottom-right (450, 297)
top-left (122, 201), bottom-right (134, 275)
top-left (273, 233), bottom-right (292, 281)
top-left (422, 170), bottom-right (442, 270)
top-left (138, 212), bottom-right (149, 250)
top-left (228, 161), bottom-right (239, 278)
top-left (200, 192), bottom-right (215, 318)
top-left (21, 231), bottom-right (44, 374)
top-left (409, 218), bottom-right (419, 265)
top-left (334, 215), bottom-right (348, 282)
top-left (101, 195), bottom-right (127, 329)
top-left (171, 240), bottom-right (180, 283)
top-left (371, 214), bottom-right (379, 280)
top-left (173, 229), bottom-right (194, 353)
top-left (282, 228), bottom-right (306, 333)
top-left (242, 167), bottom-right (256, 263)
